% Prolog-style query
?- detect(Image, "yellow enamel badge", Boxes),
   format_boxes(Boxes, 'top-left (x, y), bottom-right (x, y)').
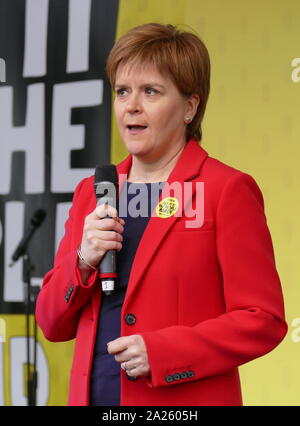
top-left (156, 197), bottom-right (179, 218)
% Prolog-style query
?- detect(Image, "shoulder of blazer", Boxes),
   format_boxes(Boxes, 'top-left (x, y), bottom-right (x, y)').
top-left (70, 176), bottom-right (95, 219)
top-left (201, 155), bottom-right (245, 182)
top-left (74, 175), bottom-right (94, 201)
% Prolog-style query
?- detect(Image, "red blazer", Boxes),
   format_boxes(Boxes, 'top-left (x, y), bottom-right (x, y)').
top-left (36, 139), bottom-right (287, 406)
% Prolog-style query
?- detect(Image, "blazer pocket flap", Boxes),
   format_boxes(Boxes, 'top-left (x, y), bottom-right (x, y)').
top-left (171, 218), bottom-right (214, 232)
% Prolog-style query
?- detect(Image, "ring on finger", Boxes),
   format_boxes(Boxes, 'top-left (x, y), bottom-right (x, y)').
top-left (128, 365), bottom-right (137, 374)
top-left (121, 362), bottom-right (128, 371)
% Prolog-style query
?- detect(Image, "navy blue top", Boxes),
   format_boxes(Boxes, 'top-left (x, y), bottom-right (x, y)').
top-left (89, 181), bottom-right (165, 406)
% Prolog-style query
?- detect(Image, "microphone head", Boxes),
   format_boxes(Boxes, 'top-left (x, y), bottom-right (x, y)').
top-left (94, 164), bottom-right (118, 185)
top-left (30, 208), bottom-right (47, 228)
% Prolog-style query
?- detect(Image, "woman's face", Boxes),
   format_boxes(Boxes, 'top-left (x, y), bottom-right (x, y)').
top-left (113, 63), bottom-right (198, 163)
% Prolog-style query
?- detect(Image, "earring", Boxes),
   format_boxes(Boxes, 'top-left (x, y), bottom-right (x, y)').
top-left (185, 116), bottom-right (191, 123)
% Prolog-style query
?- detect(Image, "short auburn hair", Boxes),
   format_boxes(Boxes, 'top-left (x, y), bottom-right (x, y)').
top-left (106, 23), bottom-right (210, 142)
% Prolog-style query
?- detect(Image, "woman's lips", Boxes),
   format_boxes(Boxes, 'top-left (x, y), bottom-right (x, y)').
top-left (127, 125), bottom-right (148, 135)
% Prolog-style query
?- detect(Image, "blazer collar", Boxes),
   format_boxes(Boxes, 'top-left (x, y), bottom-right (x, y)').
top-left (116, 138), bottom-right (208, 184)
top-left (116, 138), bottom-right (209, 311)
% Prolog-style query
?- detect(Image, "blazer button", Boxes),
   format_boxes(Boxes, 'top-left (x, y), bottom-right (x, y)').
top-left (187, 370), bottom-right (195, 378)
top-left (165, 375), bottom-right (173, 383)
top-left (125, 313), bottom-right (136, 325)
top-left (180, 371), bottom-right (188, 379)
top-left (173, 373), bottom-right (180, 381)
top-left (126, 372), bottom-right (138, 381)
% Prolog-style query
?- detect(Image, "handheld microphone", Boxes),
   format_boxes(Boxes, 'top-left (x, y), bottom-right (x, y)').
top-left (10, 208), bottom-right (47, 267)
top-left (94, 165), bottom-right (118, 295)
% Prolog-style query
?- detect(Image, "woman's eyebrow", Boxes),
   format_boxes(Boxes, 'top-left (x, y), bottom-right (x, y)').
top-left (114, 82), bottom-right (165, 89)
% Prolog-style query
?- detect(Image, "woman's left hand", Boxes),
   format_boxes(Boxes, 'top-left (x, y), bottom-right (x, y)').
top-left (107, 334), bottom-right (150, 378)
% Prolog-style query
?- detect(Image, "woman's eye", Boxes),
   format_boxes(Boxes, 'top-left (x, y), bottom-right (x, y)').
top-left (145, 87), bottom-right (158, 95)
top-left (116, 88), bottom-right (127, 96)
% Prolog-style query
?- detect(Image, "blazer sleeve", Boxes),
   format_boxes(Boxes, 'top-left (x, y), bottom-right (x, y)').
top-left (35, 178), bottom-right (99, 342)
top-left (140, 171), bottom-right (288, 388)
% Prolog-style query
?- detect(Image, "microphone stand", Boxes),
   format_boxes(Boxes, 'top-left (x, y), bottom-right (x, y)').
top-left (9, 208), bottom-right (46, 406)
top-left (23, 253), bottom-right (39, 406)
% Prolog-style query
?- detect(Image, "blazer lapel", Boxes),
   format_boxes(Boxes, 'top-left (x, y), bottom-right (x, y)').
top-left (117, 139), bottom-right (209, 311)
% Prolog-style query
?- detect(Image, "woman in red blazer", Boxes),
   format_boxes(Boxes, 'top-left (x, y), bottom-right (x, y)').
top-left (36, 23), bottom-right (287, 406)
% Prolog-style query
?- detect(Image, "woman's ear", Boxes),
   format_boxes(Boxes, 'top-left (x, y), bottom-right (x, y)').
top-left (185, 94), bottom-right (200, 122)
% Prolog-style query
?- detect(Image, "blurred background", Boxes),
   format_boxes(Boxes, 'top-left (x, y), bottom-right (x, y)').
top-left (0, 0), bottom-right (299, 406)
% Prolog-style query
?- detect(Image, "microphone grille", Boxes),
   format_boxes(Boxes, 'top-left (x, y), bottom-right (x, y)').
top-left (94, 164), bottom-right (118, 184)
top-left (30, 208), bottom-right (47, 227)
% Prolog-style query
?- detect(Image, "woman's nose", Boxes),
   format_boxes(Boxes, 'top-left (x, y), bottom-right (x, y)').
top-left (125, 93), bottom-right (142, 114)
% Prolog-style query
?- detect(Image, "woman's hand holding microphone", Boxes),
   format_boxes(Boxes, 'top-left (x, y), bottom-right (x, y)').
top-left (77, 203), bottom-right (125, 281)
top-left (77, 200), bottom-right (150, 378)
